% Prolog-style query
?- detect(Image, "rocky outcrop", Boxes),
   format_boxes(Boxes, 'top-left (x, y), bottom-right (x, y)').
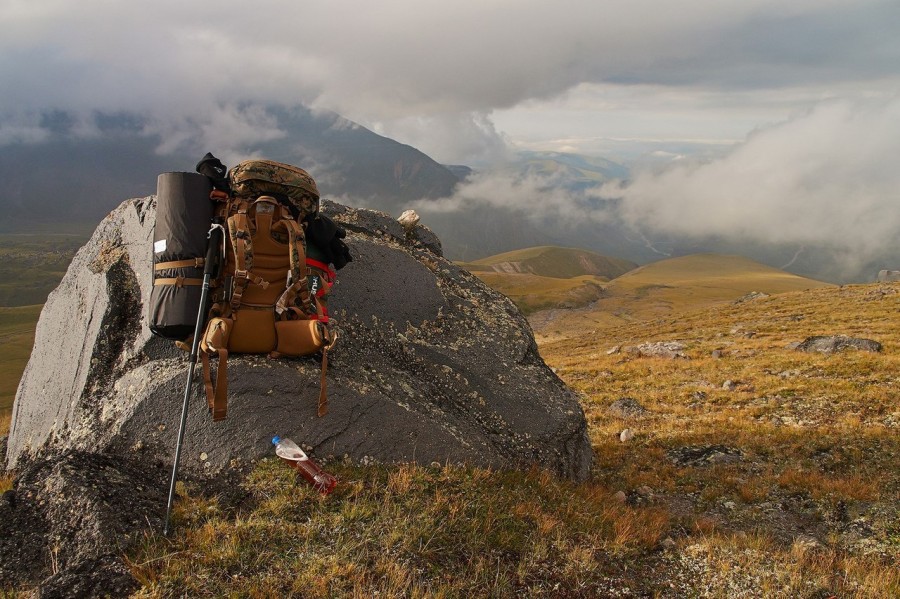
top-left (5, 197), bottom-right (591, 482)
top-left (795, 335), bottom-right (883, 354)
top-left (0, 451), bottom-right (165, 596)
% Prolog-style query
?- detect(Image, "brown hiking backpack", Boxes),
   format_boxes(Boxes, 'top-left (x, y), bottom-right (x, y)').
top-left (198, 159), bottom-right (339, 421)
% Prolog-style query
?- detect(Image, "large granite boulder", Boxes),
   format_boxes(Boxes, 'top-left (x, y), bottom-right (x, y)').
top-left (5, 197), bottom-right (591, 481)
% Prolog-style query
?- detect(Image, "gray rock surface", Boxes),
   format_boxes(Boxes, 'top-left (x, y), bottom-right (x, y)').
top-left (795, 335), bottom-right (883, 354)
top-left (627, 341), bottom-right (688, 359)
top-left (5, 197), bottom-right (591, 482)
top-left (0, 450), bottom-right (166, 596)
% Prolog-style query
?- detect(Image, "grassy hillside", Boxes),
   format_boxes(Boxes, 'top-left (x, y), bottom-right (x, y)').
top-left (459, 245), bottom-right (637, 280)
top-left (125, 283), bottom-right (899, 597)
top-left (531, 253), bottom-right (834, 341)
top-left (0, 233), bottom-right (84, 306)
top-left (0, 304), bottom-right (41, 417)
top-left (0, 233), bottom-right (83, 422)
top-left (470, 272), bottom-right (607, 315)
top-left (458, 246), bottom-right (638, 315)
top-left (4, 244), bottom-right (897, 595)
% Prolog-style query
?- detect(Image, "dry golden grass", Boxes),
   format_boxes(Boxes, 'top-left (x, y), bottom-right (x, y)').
top-left (3, 250), bottom-right (893, 596)
top-left (473, 272), bottom-right (607, 314)
top-left (531, 253), bottom-right (834, 341)
top-left (129, 462), bottom-right (670, 597)
top-left (540, 282), bottom-right (900, 597)
top-left (0, 410), bottom-right (12, 493)
top-left (0, 410), bottom-right (10, 437)
top-left (123, 281), bottom-right (900, 597)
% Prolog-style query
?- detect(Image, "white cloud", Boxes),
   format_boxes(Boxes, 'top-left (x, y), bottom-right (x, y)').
top-left (605, 97), bottom-right (900, 269)
top-left (1, 0), bottom-right (896, 164)
top-left (413, 168), bottom-right (615, 229)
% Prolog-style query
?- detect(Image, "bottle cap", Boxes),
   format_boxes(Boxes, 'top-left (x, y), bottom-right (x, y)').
top-left (272, 436), bottom-right (280, 445)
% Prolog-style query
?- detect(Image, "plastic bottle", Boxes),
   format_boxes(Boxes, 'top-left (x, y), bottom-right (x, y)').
top-left (272, 436), bottom-right (337, 495)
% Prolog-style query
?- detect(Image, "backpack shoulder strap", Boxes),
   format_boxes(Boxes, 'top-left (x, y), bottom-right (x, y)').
top-left (226, 199), bottom-right (269, 310)
top-left (275, 218), bottom-right (314, 316)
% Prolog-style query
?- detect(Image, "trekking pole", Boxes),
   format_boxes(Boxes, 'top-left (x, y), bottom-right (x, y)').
top-left (164, 221), bottom-right (224, 536)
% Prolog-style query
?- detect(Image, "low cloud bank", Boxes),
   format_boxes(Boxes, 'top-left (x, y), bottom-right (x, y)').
top-left (607, 97), bottom-right (900, 274)
top-left (416, 97), bottom-right (900, 279)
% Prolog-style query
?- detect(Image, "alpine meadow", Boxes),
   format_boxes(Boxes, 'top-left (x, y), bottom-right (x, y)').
top-left (3, 1), bottom-right (900, 597)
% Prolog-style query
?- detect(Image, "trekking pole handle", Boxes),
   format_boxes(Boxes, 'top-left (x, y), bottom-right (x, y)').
top-left (205, 222), bottom-right (225, 278)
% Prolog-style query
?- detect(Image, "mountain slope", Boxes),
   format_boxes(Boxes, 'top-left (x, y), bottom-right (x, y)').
top-left (458, 246), bottom-right (638, 315)
top-left (460, 246), bottom-right (637, 280)
top-left (0, 107), bottom-right (459, 229)
top-left (525, 253), bottom-right (834, 339)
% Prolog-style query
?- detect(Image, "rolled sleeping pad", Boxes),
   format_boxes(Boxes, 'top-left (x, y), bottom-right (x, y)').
top-left (149, 172), bottom-right (215, 340)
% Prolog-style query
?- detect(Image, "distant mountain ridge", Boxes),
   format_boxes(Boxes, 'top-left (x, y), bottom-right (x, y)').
top-left (0, 106), bottom-right (459, 229)
top-left (0, 106), bottom-right (887, 282)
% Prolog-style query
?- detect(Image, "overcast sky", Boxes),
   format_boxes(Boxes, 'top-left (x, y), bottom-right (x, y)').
top-left (2, 0), bottom-right (899, 271)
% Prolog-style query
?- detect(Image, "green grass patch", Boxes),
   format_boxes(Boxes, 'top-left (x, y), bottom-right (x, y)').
top-left (0, 233), bottom-right (84, 306)
top-left (0, 304), bottom-right (41, 414)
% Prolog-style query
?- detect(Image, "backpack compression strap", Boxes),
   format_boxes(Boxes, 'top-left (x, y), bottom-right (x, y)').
top-left (200, 316), bottom-right (230, 421)
top-left (201, 349), bottom-right (228, 421)
top-left (226, 200), bottom-right (269, 311)
top-left (317, 327), bottom-right (338, 417)
top-left (275, 218), bottom-right (313, 316)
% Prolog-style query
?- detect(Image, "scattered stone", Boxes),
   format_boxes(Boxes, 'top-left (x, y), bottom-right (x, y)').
top-left (199, 452), bottom-right (208, 462)
top-left (668, 445), bottom-right (743, 467)
top-left (636, 485), bottom-right (654, 498)
top-left (613, 491), bottom-right (627, 503)
top-left (791, 534), bottom-right (825, 556)
top-left (734, 291), bottom-right (769, 303)
top-left (627, 341), bottom-right (688, 359)
top-left (795, 335), bottom-right (883, 354)
top-left (397, 209), bottom-right (420, 231)
top-left (711, 350), bottom-right (724, 359)
top-left (660, 537), bottom-right (677, 550)
top-left (606, 345), bottom-right (621, 355)
top-left (723, 501), bottom-right (736, 510)
top-left (619, 429), bottom-right (635, 442)
top-left (691, 391), bottom-right (708, 402)
top-left (607, 397), bottom-right (647, 418)
top-left (722, 380), bottom-right (737, 391)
